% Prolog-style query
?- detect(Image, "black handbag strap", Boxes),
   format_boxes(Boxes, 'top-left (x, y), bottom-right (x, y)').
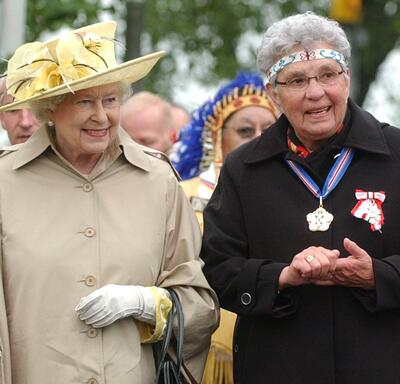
top-left (155, 299), bottom-right (175, 381)
top-left (155, 288), bottom-right (187, 383)
top-left (169, 290), bottom-right (184, 370)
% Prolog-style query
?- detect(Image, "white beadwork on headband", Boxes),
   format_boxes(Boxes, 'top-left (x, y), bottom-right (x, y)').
top-left (266, 48), bottom-right (347, 84)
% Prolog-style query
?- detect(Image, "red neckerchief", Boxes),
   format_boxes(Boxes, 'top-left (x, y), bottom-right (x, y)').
top-left (287, 123), bottom-right (344, 159)
top-left (287, 136), bottom-right (310, 158)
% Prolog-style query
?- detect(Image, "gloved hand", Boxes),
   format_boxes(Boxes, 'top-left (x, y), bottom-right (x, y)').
top-left (75, 284), bottom-right (156, 328)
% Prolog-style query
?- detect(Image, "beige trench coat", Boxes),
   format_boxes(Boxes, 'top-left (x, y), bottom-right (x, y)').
top-left (0, 127), bottom-right (219, 384)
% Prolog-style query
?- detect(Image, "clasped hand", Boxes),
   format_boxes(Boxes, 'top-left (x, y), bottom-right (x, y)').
top-left (279, 238), bottom-right (375, 290)
top-left (75, 284), bottom-right (156, 328)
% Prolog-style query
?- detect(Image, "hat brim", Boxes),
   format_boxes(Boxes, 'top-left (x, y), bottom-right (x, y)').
top-left (0, 50), bottom-right (165, 111)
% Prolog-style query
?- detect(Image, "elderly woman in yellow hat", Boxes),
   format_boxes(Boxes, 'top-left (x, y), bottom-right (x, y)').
top-left (0, 21), bottom-right (218, 384)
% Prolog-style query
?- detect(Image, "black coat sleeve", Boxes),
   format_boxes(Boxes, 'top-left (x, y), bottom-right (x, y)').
top-left (351, 255), bottom-right (400, 312)
top-left (202, 161), bottom-right (299, 319)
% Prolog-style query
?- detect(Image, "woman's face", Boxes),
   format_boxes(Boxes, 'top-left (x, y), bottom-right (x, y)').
top-left (268, 43), bottom-right (350, 150)
top-left (48, 83), bottom-right (121, 165)
top-left (221, 105), bottom-right (276, 157)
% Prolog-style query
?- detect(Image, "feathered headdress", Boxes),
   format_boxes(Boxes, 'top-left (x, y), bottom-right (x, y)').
top-left (172, 71), bottom-right (278, 180)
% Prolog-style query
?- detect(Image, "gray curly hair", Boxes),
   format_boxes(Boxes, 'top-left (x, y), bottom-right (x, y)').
top-left (257, 12), bottom-right (351, 75)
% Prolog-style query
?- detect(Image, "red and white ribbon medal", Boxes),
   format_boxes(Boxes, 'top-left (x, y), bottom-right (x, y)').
top-left (351, 189), bottom-right (385, 232)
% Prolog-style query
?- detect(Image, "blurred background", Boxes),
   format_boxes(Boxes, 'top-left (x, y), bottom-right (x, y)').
top-left (1, 0), bottom-right (400, 126)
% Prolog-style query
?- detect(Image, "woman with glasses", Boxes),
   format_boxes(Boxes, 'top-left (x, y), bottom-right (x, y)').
top-left (202, 11), bottom-right (400, 384)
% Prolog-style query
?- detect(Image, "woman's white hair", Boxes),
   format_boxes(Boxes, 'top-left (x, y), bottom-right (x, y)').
top-left (29, 95), bottom-right (66, 123)
top-left (257, 12), bottom-right (351, 74)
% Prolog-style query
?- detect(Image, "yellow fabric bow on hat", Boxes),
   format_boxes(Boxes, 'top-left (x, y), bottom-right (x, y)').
top-left (0, 21), bottom-right (164, 112)
top-left (7, 42), bottom-right (58, 100)
top-left (7, 29), bottom-right (115, 101)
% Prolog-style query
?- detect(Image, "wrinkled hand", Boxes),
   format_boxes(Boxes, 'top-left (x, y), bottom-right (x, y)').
top-left (331, 238), bottom-right (375, 289)
top-left (279, 246), bottom-right (340, 289)
top-left (75, 284), bottom-right (156, 328)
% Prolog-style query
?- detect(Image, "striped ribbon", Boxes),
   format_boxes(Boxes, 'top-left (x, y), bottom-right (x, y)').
top-left (286, 147), bottom-right (354, 201)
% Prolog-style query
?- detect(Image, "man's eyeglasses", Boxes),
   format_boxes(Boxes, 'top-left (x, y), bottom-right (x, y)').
top-left (275, 70), bottom-right (345, 91)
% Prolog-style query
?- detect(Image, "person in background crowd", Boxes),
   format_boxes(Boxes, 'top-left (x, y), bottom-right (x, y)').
top-left (170, 102), bottom-right (190, 143)
top-left (120, 91), bottom-right (174, 154)
top-left (202, 12), bottom-right (400, 384)
top-left (172, 71), bottom-right (279, 384)
top-left (0, 20), bottom-right (218, 384)
top-left (0, 77), bottom-right (41, 144)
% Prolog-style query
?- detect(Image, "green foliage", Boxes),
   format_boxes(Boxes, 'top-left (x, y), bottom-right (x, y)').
top-left (15, 0), bottom-right (400, 105)
top-left (0, 0), bottom-right (107, 75)
top-left (139, 0), bottom-right (329, 98)
top-left (26, 0), bottom-right (105, 41)
top-left (356, 1), bottom-right (400, 103)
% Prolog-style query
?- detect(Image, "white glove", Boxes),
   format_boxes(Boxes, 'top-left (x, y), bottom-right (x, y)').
top-left (75, 284), bottom-right (156, 328)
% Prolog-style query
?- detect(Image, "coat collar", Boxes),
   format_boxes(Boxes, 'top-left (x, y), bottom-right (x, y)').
top-left (344, 99), bottom-right (390, 155)
top-left (11, 126), bottom-right (152, 172)
top-left (117, 128), bottom-right (151, 172)
top-left (244, 98), bottom-right (390, 165)
top-left (11, 127), bottom-right (51, 170)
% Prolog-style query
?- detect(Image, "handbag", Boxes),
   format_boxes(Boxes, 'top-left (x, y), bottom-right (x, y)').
top-left (152, 289), bottom-right (197, 384)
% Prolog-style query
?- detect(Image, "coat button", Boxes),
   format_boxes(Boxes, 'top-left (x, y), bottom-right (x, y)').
top-left (83, 183), bottom-right (93, 192)
top-left (85, 275), bottom-right (96, 287)
top-left (241, 292), bottom-right (252, 306)
top-left (87, 327), bottom-right (98, 338)
top-left (87, 378), bottom-right (98, 384)
top-left (84, 227), bottom-right (96, 237)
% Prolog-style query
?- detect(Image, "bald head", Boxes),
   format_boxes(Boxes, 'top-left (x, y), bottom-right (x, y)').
top-left (121, 91), bottom-right (174, 153)
top-left (171, 104), bottom-right (190, 142)
top-left (0, 77), bottom-right (42, 145)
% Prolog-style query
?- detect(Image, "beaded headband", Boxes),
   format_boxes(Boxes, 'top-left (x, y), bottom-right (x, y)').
top-left (266, 48), bottom-right (347, 84)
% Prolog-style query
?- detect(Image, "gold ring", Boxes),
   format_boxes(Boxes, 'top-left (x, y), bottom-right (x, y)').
top-left (305, 255), bottom-right (314, 264)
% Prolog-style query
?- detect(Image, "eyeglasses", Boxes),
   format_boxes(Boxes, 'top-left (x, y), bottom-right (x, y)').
top-left (275, 70), bottom-right (344, 91)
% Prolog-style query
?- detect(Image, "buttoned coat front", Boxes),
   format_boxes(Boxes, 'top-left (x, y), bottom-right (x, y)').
top-left (202, 100), bottom-right (400, 384)
top-left (0, 127), bottom-right (218, 384)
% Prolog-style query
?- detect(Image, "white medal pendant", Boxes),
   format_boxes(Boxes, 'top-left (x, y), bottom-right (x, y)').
top-left (306, 197), bottom-right (334, 231)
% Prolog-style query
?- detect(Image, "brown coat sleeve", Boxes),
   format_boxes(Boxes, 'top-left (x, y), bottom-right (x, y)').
top-left (156, 171), bottom-right (220, 382)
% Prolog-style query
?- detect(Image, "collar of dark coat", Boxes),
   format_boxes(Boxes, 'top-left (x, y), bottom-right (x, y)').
top-left (244, 98), bottom-right (390, 165)
top-left (9, 126), bottom-right (152, 172)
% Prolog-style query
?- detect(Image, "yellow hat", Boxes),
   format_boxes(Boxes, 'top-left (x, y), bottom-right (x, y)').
top-left (0, 21), bottom-right (164, 111)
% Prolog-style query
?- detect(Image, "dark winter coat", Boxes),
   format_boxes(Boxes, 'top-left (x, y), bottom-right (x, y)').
top-left (202, 99), bottom-right (400, 384)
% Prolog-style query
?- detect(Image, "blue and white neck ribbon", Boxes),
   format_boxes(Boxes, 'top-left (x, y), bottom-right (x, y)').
top-left (286, 147), bottom-right (354, 202)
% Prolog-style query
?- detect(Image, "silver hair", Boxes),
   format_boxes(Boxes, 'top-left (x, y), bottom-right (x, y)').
top-left (29, 82), bottom-right (131, 124)
top-left (29, 95), bottom-right (66, 123)
top-left (257, 12), bottom-right (351, 75)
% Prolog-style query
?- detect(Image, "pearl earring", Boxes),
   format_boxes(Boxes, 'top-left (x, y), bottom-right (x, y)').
top-left (48, 120), bottom-right (54, 127)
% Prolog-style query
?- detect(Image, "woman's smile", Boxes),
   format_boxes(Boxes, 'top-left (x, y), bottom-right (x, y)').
top-left (82, 128), bottom-right (110, 138)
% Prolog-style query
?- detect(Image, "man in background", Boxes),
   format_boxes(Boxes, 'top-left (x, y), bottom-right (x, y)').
top-left (171, 103), bottom-right (190, 143)
top-left (121, 91), bottom-right (175, 154)
top-left (0, 77), bottom-right (42, 145)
